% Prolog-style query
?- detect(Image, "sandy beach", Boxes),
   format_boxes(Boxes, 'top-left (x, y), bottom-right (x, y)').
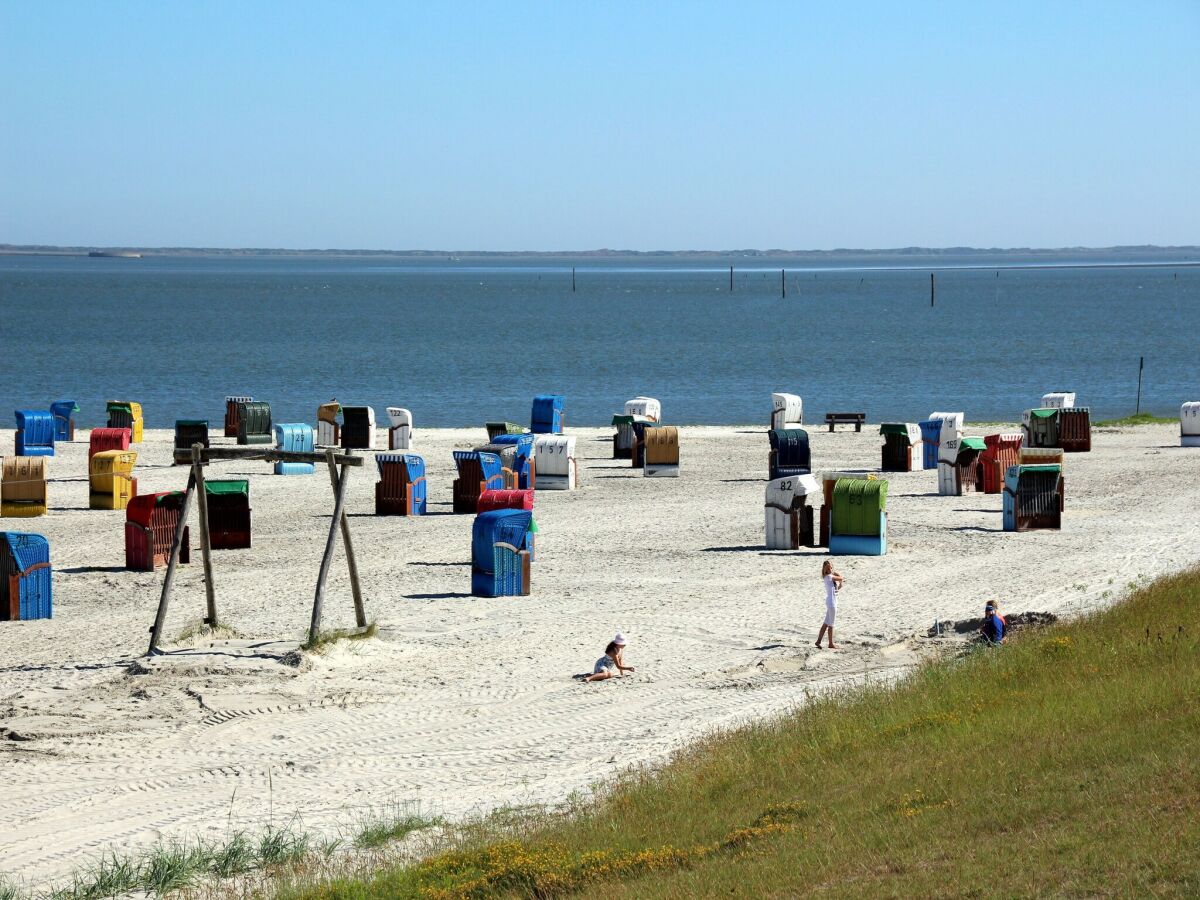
top-left (1, 421), bottom-right (1196, 886)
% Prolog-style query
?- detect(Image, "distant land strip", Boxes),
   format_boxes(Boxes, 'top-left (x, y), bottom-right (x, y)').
top-left (3, 243), bottom-right (1200, 259)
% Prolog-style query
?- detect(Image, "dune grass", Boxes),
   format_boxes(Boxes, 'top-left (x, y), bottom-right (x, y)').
top-left (1095, 412), bottom-right (1176, 427)
top-left (286, 567), bottom-right (1200, 899)
top-left (303, 622), bottom-right (379, 653)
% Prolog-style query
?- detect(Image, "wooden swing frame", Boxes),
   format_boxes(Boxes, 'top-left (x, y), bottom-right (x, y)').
top-left (147, 443), bottom-right (367, 654)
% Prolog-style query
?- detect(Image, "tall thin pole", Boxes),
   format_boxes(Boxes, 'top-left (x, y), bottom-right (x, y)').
top-left (325, 450), bottom-right (365, 628)
top-left (781, 268), bottom-right (786, 298)
top-left (571, 267), bottom-right (576, 292)
top-left (192, 444), bottom-right (217, 627)
top-left (1135, 356), bottom-right (1144, 415)
top-left (309, 448), bottom-right (352, 645)
top-left (730, 265), bottom-right (734, 291)
top-left (148, 471), bottom-right (197, 654)
top-left (930, 273), bottom-right (936, 307)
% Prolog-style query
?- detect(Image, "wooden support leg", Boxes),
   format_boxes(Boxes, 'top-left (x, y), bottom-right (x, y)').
top-left (325, 450), bottom-right (366, 628)
top-left (309, 449), bottom-right (352, 645)
top-left (192, 444), bottom-right (218, 627)
top-left (148, 471), bottom-right (197, 654)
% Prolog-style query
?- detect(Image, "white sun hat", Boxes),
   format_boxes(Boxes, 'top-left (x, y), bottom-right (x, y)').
top-left (613, 632), bottom-right (627, 646)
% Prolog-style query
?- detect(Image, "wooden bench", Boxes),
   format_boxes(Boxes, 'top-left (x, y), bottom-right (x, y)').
top-left (825, 412), bottom-right (866, 433)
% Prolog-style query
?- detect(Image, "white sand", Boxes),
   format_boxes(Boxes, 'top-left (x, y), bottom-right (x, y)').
top-left (1, 423), bottom-right (1196, 885)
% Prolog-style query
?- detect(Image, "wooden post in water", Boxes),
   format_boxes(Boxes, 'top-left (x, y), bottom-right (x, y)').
top-left (781, 269), bottom-right (786, 298)
top-left (1135, 356), bottom-right (1144, 415)
top-left (148, 471), bottom-right (197, 654)
top-left (191, 444), bottom-right (217, 627)
top-left (930, 273), bottom-right (936, 307)
top-left (730, 265), bottom-right (734, 291)
top-left (572, 267), bottom-right (576, 292)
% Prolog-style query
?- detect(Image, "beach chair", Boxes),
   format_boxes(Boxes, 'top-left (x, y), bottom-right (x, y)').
top-left (625, 397), bottom-right (661, 422)
top-left (224, 395), bottom-right (253, 437)
top-left (317, 401), bottom-right (342, 447)
top-left (533, 435), bottom-right (577, 490)
top-left (981, 433), bottom-right (1023, 494)
top-left (125, 492), bottom-right (190, 571)
top-left (470, 509), bottom-right (534, 597)
top-left (205, 480), bottom-right (251, 549)
top-left (14, 410), bottom-right (55, 457)
top-left (918, 412), bottom-right (963, 470)
top-left (387, 407), bottom-right (413, 450)
top-left (816, 471), bottom-right (878, 547)
top-left (612, 414), bottom-right (652, 459)
top-left (530, 395), bottom-right (565, 435)
top-left (1182, 402), bottom-right (1200, 448)
top-left (880, 423), bottom-right (922, 472)
top-left (828, 477), bottom-right (888, 556)
top-left (341, 406), bottom-right (376, 450)
top-left (237, 401), bottom-right (273, 445)
top-left (477, 489), bottom-right (535, 514)
top-left (0, 532), bottom-right (52, 621)
top-left (89, 450), bottom-right (137, 510)
top-left (452, 451), bottom-right (504, 514)
top-left (106, 401), bottom-right (144, 443)
top-left (485, 433), bottom-right (535, 489)
top-left (939, 436), bottom-right (986, 496)
top-left (936, 420), bottom-right (967, 495)
top-left (89, 427), bottom-right (131, 460)
top-left (1, 458), bottom-right (48, 518)
top-left (1058, 408), bottom-right (1092, 452)
top-left (629, 420), bottom-right (657, 468)
top-left (486, 422), bottom-right (527, 440)
top-left (771, 393), bottom-right (803, 430)
top-left (273, 423), bottom-right (315, 475)
top-left (768, 428), bottom-right (811, 481)
top-left (1019, 446), bottom-right (1065, 467)
top-left (173, 420), bottom-right (210, 464)
top-left (643, 426), bottom-right (680, 477)
top-left (765, 473), bottom-right (820, 550)
top-left (1040, 392), bottom-right (1076, 410)
top-left (1003, 465), bottom-right (1063, 531)
top-left (375, 453), bottom-right (427, 516)
top-left (50, 400), bottom-right (78, 442)
top-left (1022, 408), bottom-right (1060, 448)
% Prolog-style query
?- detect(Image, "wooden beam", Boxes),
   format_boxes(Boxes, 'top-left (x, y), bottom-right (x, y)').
top-left (325, 449), bottom-right (366, 628)
top-left (309, 449), bottom-right (353, 645)
top-left (191, 443), bottom-right (218, 628)
top-left (173, 446), bottom-right (364, 466)
top-left (148, 471), bottom-right (197, 654)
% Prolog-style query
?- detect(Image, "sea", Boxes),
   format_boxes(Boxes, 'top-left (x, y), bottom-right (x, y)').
top-left (1, 252), bottom-right (1197, 428)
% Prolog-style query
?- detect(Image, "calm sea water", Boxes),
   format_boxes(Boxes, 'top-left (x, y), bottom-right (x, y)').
top-left (1, 254), bottom-right (1197, 428)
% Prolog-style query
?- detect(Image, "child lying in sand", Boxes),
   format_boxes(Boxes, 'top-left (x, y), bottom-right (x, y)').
top-left (585, 633), bottom-right (635, 682)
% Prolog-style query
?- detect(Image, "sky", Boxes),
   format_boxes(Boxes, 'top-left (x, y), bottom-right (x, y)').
top-left (1, 2), bottom-right (1197, 251)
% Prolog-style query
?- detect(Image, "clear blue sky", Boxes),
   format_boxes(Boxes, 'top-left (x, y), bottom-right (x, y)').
top-left (2, 2), bottom-right (1197, 251)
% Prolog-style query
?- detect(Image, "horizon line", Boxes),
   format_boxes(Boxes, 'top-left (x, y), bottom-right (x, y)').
top-left (3, 242), bottom-right (1200, 257)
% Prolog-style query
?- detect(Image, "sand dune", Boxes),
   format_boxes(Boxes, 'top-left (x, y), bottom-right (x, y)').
top-left (1, 422), bottom-right (1196, 885)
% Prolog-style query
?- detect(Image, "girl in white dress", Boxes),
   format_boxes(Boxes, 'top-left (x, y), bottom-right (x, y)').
top-left (817, 560), bottom-right (844, 649)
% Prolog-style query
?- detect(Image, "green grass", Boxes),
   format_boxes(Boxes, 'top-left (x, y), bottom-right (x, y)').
top-left (173, 620), bottom-right (243, 643)
top-left (303, 622), bottom-right (379, 653)
top-left (9, 823), bottom-right (315, 900)
top-left (354, 803), bottom-right (445, 850)
top-left (285, 567), bottom-right (1200, 899)
top-left (1095, 412), bottom-right (1177, 427)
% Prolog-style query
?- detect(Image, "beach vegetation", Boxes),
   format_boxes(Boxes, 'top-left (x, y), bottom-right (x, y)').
top-left (173, 620), bottom-right (242, 643)
top-left (277, 566), bottom-right (1200, 898)
top-left (303, 622), bottom-right (379, 653)
top-left (1095, 412), bottom-right (1176, 426)
top-left (354, 803), bottom-right (445, 850)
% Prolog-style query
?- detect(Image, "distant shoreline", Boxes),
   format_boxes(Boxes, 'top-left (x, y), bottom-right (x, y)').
top-left (2, 242), bottom-right (1199, 263)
